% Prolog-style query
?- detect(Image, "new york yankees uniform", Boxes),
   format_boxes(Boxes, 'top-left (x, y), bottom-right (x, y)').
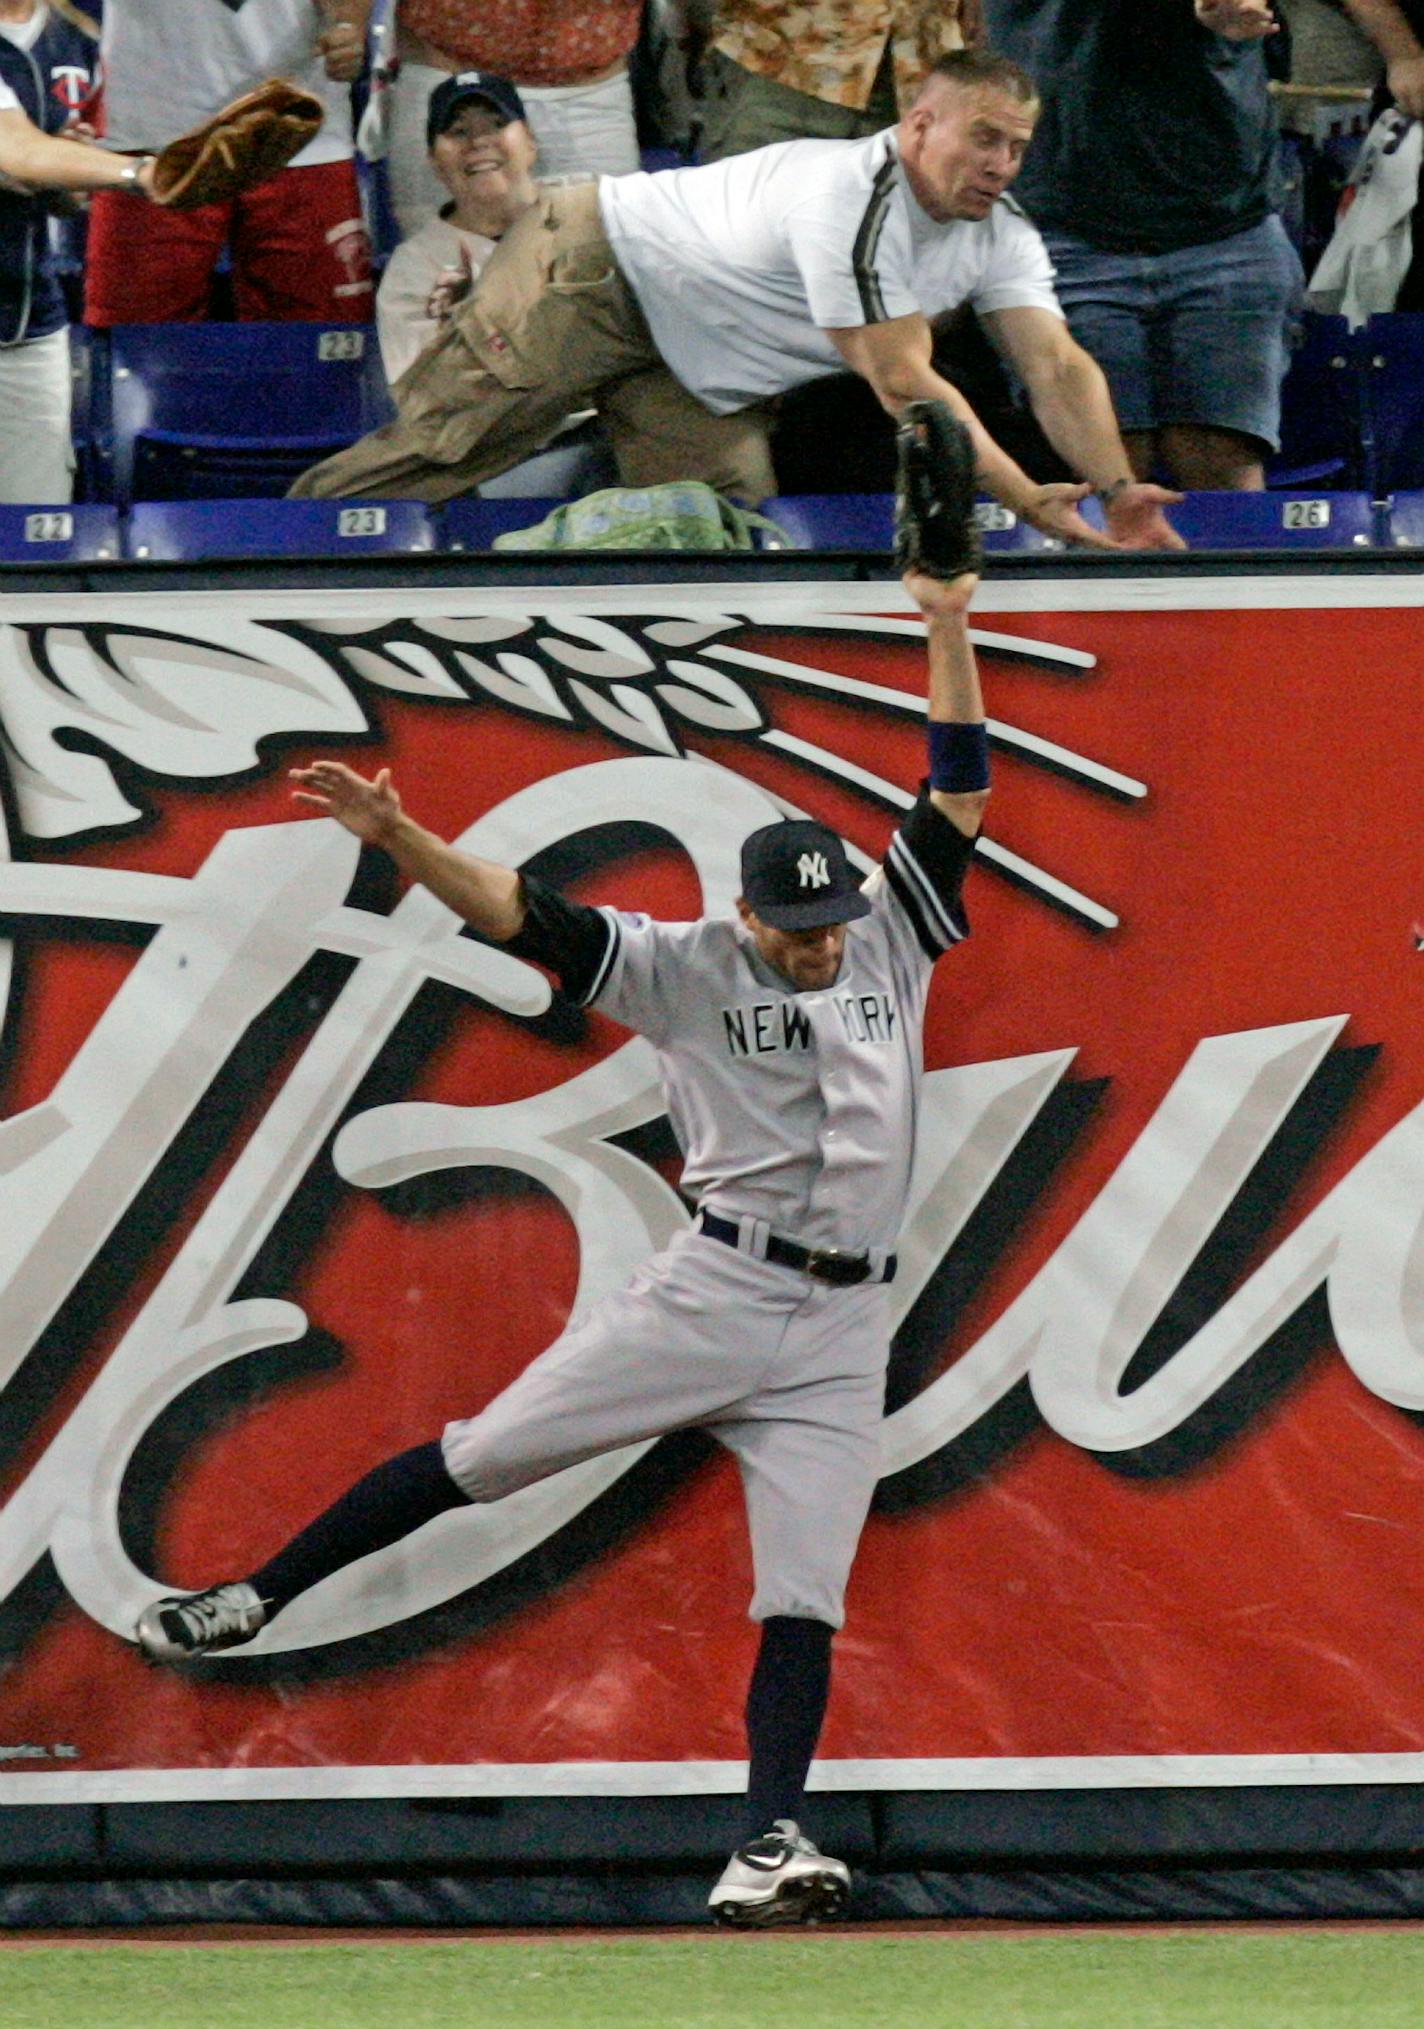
top-left (441, 792), bottom-right (973, 1627)
top-left (132, 564), bottom-right (989, 1922)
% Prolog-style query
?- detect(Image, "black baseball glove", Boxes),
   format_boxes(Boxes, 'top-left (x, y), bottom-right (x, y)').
top-left (893, 398), bottom-right (982, 581)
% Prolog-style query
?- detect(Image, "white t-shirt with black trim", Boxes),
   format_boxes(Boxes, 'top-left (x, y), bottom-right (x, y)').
top-left (597, 128), bottom-right (1059, 415)
top-left (101, 0), bottom-right (353, 166)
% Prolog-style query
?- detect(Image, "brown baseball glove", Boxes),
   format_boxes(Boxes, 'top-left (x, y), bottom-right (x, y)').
top-left (147, 78), bottom-right (325, 209)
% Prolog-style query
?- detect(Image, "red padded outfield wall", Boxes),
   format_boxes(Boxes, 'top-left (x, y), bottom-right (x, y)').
top-left (1, 570), bottom-right (1421, 1805)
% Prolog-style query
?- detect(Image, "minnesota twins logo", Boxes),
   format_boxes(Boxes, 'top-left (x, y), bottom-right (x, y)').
top-left (49, 65), bottom-right (94, 113)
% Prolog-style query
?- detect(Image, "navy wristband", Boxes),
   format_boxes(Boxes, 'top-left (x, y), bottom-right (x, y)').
top-left (928, 720), bottom-right (990, 792)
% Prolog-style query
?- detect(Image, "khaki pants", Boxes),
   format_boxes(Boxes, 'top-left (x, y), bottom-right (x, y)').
top-left (292, 181), bottom-right (776, 503)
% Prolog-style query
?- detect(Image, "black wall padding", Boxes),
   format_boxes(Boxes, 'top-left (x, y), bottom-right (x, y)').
top-left (96, 1795), bottom-right (876, 1871)
top-left (878, 1785), bottom-right (1424, 1864)
top-left (6, 1865), bottom-right (1424, 1929)
top-left (0, 1807), bottom-right (102, 1871)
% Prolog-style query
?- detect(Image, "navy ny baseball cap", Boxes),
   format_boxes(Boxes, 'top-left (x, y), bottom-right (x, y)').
top-left (739, 819), bottom-right (872, 931)
top-left (427, 72), bottom-right (527, 148)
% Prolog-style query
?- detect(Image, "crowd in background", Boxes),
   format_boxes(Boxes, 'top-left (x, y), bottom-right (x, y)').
top-left (0, 0), bottom-right (1419, 513)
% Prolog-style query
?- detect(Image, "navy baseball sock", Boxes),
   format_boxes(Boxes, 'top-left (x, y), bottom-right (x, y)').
top-left (742, 1614), bottom-right (835, 1842)
top-left (246, 1440), bottom-right (471, 1617)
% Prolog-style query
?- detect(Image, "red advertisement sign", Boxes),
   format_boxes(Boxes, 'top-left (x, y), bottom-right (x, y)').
top-left (1, 574), bottom-right (1421, 1801)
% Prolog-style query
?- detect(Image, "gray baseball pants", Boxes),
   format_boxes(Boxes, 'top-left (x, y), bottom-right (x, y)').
top-left (441, 1228), bottom-right (889, 1627)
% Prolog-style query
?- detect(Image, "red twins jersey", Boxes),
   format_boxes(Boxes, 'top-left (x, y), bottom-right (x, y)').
top-left (100, 0), bottom-right (353, 163)
top-left (513, 793), bottom-right (974, 1259)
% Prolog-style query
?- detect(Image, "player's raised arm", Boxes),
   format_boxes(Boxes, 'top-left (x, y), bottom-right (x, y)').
top-left (893, 402), bottom-right (991, 840)
top-left (290, 760), bottom-right (527, 939)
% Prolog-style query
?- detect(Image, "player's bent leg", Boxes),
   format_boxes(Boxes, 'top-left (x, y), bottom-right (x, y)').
top-left (135, 1238), bottom-right (787, 1661)
top-left (134, 1440), bottom-right (468, 1662)
top-left (440, 1245), bottom-right (787, 1502)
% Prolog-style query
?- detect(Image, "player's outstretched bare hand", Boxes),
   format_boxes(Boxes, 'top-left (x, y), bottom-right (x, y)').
top-left (290, 760), bottom-right (402, 846)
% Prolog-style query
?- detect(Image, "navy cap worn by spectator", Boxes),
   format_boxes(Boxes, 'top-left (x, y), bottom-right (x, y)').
top-left (739, 820), bottom-right (872, 930)
top-left (426, 72), bottom-right (528, 149)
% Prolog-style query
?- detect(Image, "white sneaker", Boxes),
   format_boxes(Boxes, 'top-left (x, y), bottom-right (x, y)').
top-left (135, 1582), bottom-right (267, 1662)
top-left (708, 1820), bottom-right (851, 1927)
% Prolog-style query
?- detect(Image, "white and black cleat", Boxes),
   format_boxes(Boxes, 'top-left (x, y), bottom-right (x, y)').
top-left (708, 1820), bottom-right (851, 1928)
top-left (135, 1582), bottom-right (268, 1663)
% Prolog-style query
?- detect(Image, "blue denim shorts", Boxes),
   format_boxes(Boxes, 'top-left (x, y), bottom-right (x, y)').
top-left (1044, 214), bottom-right (1304, 449)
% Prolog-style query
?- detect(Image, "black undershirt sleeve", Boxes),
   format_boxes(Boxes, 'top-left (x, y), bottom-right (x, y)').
top-left (883, 784), bottom-right (977, 960)
top-left (502, 874), bottom-right (614, 1005)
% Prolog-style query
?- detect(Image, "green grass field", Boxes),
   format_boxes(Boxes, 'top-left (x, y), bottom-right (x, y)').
top-left (1, 1930), bottom-right (1420, 2029)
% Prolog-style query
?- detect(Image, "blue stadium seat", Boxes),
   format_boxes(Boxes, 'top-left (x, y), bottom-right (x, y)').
top-left (1357, 312), bottom-right (1424, 493)
top-left (439, 498), bottom-right (563, 550)
top-left (0, 505), bottom-right (121, 563)
top-left (1150, 489), bottom-right (1377, 549)
top-left (1270, 311), bottom-right (1365, 489)
top-left (972, 502), bottom-right (1067, 554)
top-left (124, 498), bottom-right (436, 561)
top-left (762, 495), bottom-right (893, 549)
top-left (475, 427), bottom-right (619, 498)
top-left (99, 323), bottom-right (395, 504)
top-left (1380, 489), bottom-right (1424, 547)
top-left (761, 494), bottom-right (1065, 554)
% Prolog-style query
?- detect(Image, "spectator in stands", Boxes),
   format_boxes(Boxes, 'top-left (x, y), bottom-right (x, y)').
top-left (386, 1), bottom-right (643, 239)
top-left (1332, 0), bottom-right (1424, 303)
top-left (377, 71), bottom-right (615, 500)
top-left (691, 0), bottom-right (979, 160)
top-left (1337, 0), bottom-right (1424, 105)
top-left (981, 0), bottom-right (1300, 491)
top-left (292, 50), bottom-right (1181, 551)
top-left (84, 0), bottom-right (374, 326)
top-left (0, 1), bottom-right (123, 501)
top-left (377, 74), bottom-right (541, 385)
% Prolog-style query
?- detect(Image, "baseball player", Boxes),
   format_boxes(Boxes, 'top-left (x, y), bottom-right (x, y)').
top-left (136, 406), bottom-right (991, 1927)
